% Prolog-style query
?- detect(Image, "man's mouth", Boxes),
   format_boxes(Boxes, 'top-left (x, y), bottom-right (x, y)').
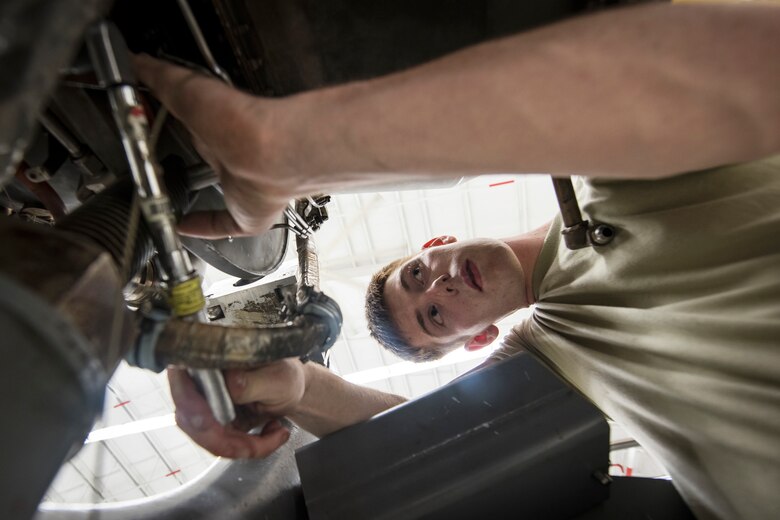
top-left (461, 260), bottom-right (483, 291)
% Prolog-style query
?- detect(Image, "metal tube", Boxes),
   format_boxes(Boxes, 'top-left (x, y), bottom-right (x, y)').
top-left (285, 207), bottom-right (312, 238)
top-left (87, 22), bottom-right (234, 424)
top-left (108, 84), bottom-right (196, 282)
top-left (155, 318), bottom-right (331, 368)
top-left (551, 176), bottom-right (591, 250)
top-left (551, 177), bottom-right (584, 228)
top-left (188, 368), bottom-right (235, 423)
top-left (176, 0), bottom-right (233, 85)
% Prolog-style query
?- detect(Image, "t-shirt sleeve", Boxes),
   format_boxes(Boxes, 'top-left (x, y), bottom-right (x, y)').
top-left (488, 319), bottom-right (533, 362)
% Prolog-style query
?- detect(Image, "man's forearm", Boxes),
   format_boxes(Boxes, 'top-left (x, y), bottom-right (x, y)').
top-left (288, 362), bottom-right (406, 437)
top-left (271, 2), bottom-right (780, 192)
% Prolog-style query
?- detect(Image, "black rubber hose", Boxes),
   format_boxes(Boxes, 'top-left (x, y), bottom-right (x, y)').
top-left (57, 162), bottom-right (190, 283)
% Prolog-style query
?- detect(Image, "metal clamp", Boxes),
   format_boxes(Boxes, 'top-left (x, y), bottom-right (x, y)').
top-left (298, 290), bottom-right (343, 360)
top-left (552, 177), bottom-right (616, 250)
top-left (127, 313), bottom-right (168, 373)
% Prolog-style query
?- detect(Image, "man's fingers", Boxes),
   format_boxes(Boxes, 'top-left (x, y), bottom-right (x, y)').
top-left (226, 366), bottom-right (290, 406)
top-left (190, 135), bottom-right (222, 174)
top-left (168, 368), bottom-right (227, 440)
top-left (168, 368), bottom-right (213, 418)
top-left (168, 369), bottom-right (291, 458)
top-left (133, 54), bottom-right (208, 119)
top-left (177, 413), bottom-right (291, 459)
top-left (225, 361), bottom-right (305, 413)
top-left (134, 54), bottom-right (296, 240)
top-left (133, 54), bottom-right (258, 153)
top-left (225, 368), bottom-right (259, 405)
top-left (178, 204), bottom-right (285, 239)
top-left (133, 54), bottom-right (226, 126)
top-left (168, 368), bottom-right (227, 449)
top-left (246, 421), bottom-right (291, 458)
top-left (262, 419), bottom-right (285, 435)
top-left (178, 210), bottom-right (247, 238)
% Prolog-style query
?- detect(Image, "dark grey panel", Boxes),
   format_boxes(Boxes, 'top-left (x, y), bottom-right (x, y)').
top-left (297, 354), bottom-right (610, 520)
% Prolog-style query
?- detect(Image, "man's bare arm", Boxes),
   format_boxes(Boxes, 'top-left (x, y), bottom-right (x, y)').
top-left (227, 361), bottom-right (406, 438)
top-left (292, 363), bottom-right (407, 437)
top-left (137, 2), bottom-right (780, 237)
top-left (170, 360), bottom-right (406, 458)
top-left (278, 2), bottom-right (780, 190)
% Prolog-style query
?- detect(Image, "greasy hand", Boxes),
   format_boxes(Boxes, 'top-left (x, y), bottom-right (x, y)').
top-left (133, 54), bottom-right (294, 238)
top-left (168, 359), bottom-right (306, 458)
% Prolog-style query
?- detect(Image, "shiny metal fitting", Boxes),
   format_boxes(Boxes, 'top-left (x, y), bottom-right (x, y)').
top-left (590, 224), bottom-right (616, 245)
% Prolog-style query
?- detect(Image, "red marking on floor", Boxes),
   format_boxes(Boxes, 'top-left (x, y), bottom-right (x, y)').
top-left (626, 467), bottom-right (633, 477)
top-left (165, 469), bottom-right (181, 477)
top-left (489, 180), bottom-right (514, 188)
top-left (113, 400), bottom-right (131, 408)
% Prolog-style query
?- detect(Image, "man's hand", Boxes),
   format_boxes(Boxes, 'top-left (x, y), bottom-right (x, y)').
top-left (133, 54), bottom-right (296, 238)
top-left (168, 359), bottom-right (306, 458)
top-left (224, 358), bottom-right (307, 416)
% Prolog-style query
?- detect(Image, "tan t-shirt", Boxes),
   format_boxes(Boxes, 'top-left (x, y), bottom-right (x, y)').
top-left (492, 157), bottom-right (780, 520)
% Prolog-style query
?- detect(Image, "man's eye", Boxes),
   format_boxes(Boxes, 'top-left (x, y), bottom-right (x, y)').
top-left (429, 305), bottom-right (444, 326)
top-left (412, 265), bottom-right (423, 283)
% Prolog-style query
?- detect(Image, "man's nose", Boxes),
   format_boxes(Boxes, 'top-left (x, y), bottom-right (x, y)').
top-left (429, 274), bottom-right (457, 295)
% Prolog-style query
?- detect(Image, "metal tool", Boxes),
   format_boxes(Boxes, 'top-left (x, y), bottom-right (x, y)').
top-left (176, 0), bottom-right (233, 85)
top-left (173, 3), bottom-right (324, 243)
top-left (551, 177), bottom-right (615, 250)
top-left (86, 21), bottom-right (235, 425)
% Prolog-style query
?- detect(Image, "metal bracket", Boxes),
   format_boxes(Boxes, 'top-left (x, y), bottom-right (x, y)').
top-left (297, 289), bottom-right (343, 360)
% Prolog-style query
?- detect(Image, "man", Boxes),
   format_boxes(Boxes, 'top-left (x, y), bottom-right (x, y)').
top-left (135, 2), bottom-right (780, 519)
top-left (364, 231), bottom-right (546, 363)
top-left (363, 166), bottom-right (780, 520)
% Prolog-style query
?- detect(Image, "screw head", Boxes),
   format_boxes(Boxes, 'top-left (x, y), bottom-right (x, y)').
top-left (590, 224), bottom-right (615, 245)
top-left (25, 166), bottom-right (51, 183)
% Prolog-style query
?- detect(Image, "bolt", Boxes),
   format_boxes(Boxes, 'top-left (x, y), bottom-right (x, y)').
top-left (25, 166), bottom-right (51, 183)
top-left (592, 470), bottom-right (613, 486)
top-left (207, 305), bottom-right (225, 321)
top-left (590, 224), bottom-right (615, 245)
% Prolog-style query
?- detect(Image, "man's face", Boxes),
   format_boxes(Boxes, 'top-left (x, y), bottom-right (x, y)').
top-left (384, 238), bottom-right (526, 350)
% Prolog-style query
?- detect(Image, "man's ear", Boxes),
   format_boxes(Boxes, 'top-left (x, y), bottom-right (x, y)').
top-left (422, 235), bottom-right (457, 250)
top-left (464, 324), bottom-right (499, 351)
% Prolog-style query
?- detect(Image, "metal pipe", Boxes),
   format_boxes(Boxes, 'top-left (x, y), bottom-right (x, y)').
top-left (155, 318), bottom-right (331, 368)
top-left (86, 21), bottom-right (196, 289)
top-left (108, 84), bottom-right (196, 282)
top-left (551, 176), bottom-right (590, 250)
top-left (551, 177), bottom-right (584, 227)
top-left (188, 368), bottom-right (236, 424)
top-left (86, 22), bottom-right (234, 424)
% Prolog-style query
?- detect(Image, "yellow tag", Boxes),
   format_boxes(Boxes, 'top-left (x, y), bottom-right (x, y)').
top-left (170, 277), bottom-right (205, 317)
